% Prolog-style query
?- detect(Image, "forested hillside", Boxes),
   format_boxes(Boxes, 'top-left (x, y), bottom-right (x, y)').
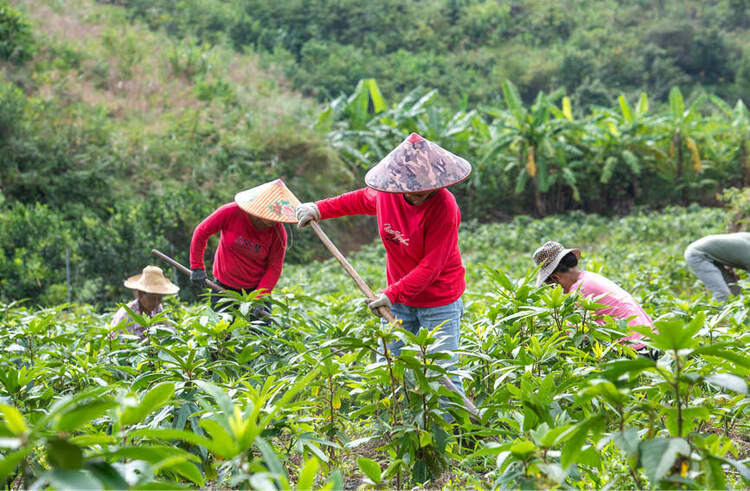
top-left (1, 0), bottom-right (360, 304)
top-left (3, 0), bottom-right (750, 306)
top-left (118, 0), bottom-right (750, 106)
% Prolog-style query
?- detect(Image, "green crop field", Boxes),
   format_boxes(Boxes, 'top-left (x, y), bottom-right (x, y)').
top-left (1, 206), bottom-right (749, 489)
top-left (2, 0), bottom-right (750, 488)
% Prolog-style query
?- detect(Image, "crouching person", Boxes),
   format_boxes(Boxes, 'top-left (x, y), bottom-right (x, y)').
top-left (533, 241), bottom-right (657, 358)
top-left (684, 232), bottom-right (750, 303)
top-left (189, 179), bottom-right (299, 320)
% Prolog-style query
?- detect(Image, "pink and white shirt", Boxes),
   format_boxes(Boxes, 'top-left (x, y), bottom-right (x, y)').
top-left (566, 271), bottom-right (653, 349)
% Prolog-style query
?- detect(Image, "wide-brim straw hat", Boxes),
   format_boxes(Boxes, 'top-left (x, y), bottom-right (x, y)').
top-left (124, 265), bottom-right (179, 295)
top-left (234, 179), bottom-right (300, 224)
top-left (532, 241), bottom-right (582, 287)
top-left (365, 133), bottom-right (472, 193)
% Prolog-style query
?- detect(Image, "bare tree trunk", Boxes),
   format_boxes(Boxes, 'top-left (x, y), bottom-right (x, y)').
top-left (532, 177), bottom-right (545, 216)
top-left (674, 130), bottom-right (684, 204)
top-left (633, 174), bottom-right (642, 199)
top-left (524, 145), bottom-right (546, 216)
top-left (740, 139), bottom-right (749, 187)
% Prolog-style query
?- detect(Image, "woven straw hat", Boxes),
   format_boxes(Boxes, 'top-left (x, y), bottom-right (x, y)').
top-left (234, 179), bottom-right (300, 224)
top-left (532, 241), bottom-right (581, 287)
top-left (124, 265), bottom-right (179, 295)
top-left (365, 133), bottom-right (472, 193)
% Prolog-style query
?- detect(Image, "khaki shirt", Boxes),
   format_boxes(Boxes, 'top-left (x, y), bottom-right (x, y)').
top-left (110, 299), bottom-right (165, 339)
top-left (688, 232), bottom-right (750, 270)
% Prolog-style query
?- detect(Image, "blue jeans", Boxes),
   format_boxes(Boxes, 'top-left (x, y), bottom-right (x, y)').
top-left (380, 297), bottom-right (464, 395)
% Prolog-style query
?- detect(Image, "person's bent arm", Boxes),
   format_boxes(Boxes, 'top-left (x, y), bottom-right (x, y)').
top-left (316, 188), bottom-right (378, 219)
top-left (190, 206), bottom-right (228, 270)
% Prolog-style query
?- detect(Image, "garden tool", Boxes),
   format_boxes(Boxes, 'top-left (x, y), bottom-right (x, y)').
top-left (304, 223), bottom-right (481, 423)
top-left (151, 249), bottom-right (224, 292)
top-left (309, 221), bottom-right (395, 321)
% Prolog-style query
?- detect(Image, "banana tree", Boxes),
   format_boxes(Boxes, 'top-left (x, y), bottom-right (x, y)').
top-left (371, 85), bottom-right (483, 159)
top-left (581, 92), bottom-right (662, 210)
top-left (658, 87), bottom-right (709, 203)
top-left (709, 96), bottom-right (750, 187)
top-left (482, 80), bottom-right (578, 215)
top-left (317, 78), bottom-right (392, 178)
top-left (320, 79), bottom-right (485, 193)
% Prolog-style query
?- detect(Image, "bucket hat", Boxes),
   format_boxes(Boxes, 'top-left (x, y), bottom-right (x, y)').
top-left (365, 133), bottom-right (472, 193)
top-left (234, 179), bottom-right (300, 224)
top-left (124, 265), bottom-right (180, 295)
top-left (532, 241), bottom-right (581, 287)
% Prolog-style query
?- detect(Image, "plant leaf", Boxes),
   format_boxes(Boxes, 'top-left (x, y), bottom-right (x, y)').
top-left (297, 457), bottom-right (319, 491)
top-left (0, 405), bottom-right (27, 436)
top-left (638, 438), bottom-right (690, 484)
top-left (0, 448), bottom-right (32, 482)
top-left (56, 400), bottom-right (118, 432)
top-left (704, 373), bottom-right (747, 394)
top-left (121, 383), bottom-right (175, 427)
top-left (47, 437), bottom-right (83, 469)
top-left (612, 428), bottom-right (640, 458)
top-left (357, 457), bottom-right (382, 484)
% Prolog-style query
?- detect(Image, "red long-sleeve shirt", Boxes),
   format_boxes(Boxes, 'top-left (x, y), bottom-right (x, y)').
top-left (190, 203), bottom-right (287, 294)
top-left (316, 188), bottom-right (465, 307)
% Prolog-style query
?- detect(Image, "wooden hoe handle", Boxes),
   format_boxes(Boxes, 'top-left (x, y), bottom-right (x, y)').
top-left (309, 222), bottom-right (396, 323)
top-left (151, 249), bottom-right (225, 292)
top-left (309, 222), bottom-right (481, 422)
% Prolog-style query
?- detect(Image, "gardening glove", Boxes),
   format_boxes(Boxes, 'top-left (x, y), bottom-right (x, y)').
top-left (366, 293), bottom-right (392, 318)
top-left (296, 202), bottom-right (321, 229)
top-left (190, 268), bottom-right (208, 289)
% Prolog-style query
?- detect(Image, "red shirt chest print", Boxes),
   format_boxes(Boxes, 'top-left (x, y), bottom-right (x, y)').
top-left (232, 233), bottom-right (266, 257)
top-left (383, 223), bottom-right (410, 246)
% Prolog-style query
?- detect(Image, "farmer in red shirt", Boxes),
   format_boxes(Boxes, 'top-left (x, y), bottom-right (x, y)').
top-left (190, 179), bottom-right (299, 315)
top-left (297, 133), bottom-right (472, 393)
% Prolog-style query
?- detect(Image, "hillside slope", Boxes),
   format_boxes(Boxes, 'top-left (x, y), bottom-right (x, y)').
top-left (1, 0), bottom-right (366, 305)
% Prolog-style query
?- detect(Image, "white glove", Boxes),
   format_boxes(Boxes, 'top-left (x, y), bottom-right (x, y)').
top-left (296, 202), bottom-right (321, 229)
top-left (366, 293), bottom-right (392, 318)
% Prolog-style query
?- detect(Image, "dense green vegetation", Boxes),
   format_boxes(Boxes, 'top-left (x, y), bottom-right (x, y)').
top-left (118, 0), bottom-right (750, 107)
top-left (1, 206), bottom-right (749, 489)
top-left (322, 77), bottom-right (750, 220)
top-left (1, 0), bottom-right (357, 305)
top-left (4, 0), bottom-right (750, 307)
top-left (2, 1), bottom-right (750, 488)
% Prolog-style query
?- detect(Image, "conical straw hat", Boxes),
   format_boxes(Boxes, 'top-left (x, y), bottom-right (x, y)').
top-left (234, 179), bottom-right (301, 223)
top-left (365, 133), bottom-right (472, 193)
top-left (124, 265), bottom-right (179, 295)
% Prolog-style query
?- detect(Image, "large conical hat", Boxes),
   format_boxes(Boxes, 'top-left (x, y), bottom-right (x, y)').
top-left (234, 179), bottom-right (300, 223)
top-left (124, 265), bottom-right (179, 295)
top-left (365, 133), bottom-right (472, 193)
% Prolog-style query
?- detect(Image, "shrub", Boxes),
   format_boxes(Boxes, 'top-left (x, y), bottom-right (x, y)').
top-left (0, 0), bottom-right (34, 63)
top-left (0, 76), bottom-right (25, 138)
top-left (719, 186), bottom-right (750, 231)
